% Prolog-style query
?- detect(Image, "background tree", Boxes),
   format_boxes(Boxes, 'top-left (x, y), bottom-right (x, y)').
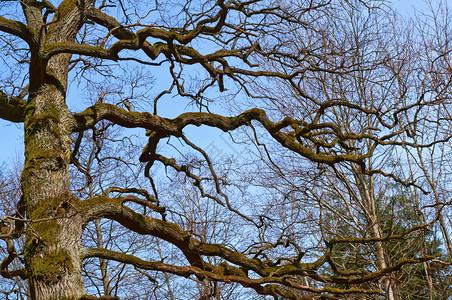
top-left (0, 0), bottom-right (452, 299)
top-left (219, 0), bottom-right (452, 298)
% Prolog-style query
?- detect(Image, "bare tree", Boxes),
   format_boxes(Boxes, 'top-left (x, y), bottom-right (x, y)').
top-left (1, 0), bottom-right (452, 299)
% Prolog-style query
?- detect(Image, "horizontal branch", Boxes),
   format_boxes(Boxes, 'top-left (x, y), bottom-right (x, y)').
top-left (0, 16), bottom-right (36, 45)
top-left (0, 239), bottom-right (27, 280)
top-left (0, 91), bottom-right (26, 123)
top-left (81, 247), bottom-right (291, 298)
top-left (80, 196), bottom-right (332, 277)
top-left (73, 103), bottom-right (366, 165)
top-left (79, 196), bottom-right (265, 273)
top-left (81, 247), bottom-right (204, 277)
top-left (81, 247), bottom-right (383, 298)
top-left (87, 3), bottom-right (227, 53)
top-left (0, 268), bottom-right (27, 280)
top-left (79, 196), bottom-right (439, 296)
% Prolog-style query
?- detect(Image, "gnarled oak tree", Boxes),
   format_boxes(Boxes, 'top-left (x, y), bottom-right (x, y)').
top-left (1, 0), bottom-right (452, 299)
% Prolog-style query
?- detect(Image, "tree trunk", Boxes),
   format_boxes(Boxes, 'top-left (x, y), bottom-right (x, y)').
top-left (352, 165), bottom-right (399, 300)
top-left (21, 52), bottom-right (86, 299)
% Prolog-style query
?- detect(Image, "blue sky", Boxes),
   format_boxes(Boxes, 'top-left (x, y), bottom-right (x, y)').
top-left (0, 119), bottom-right (23, 165)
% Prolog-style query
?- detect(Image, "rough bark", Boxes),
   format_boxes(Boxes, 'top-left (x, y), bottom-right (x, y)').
top-left (22, 77), bottom-right (86, 299)
top-left (17, 1), bottom-right (97, 298)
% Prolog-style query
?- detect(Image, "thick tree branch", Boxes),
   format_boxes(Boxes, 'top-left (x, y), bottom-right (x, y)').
top-left (80, 196), bottom-right (332, 279)
top-left (86, 4), bottom-right (228, 60)
top-left (0, 91), bottom-right (26, 123)
top-left (0, 240), bottom-right (27, 280)
top-left (80, 195), bottom-right (442, 289)
top-left (0, 15), bottom-right (36, 45)
top-left (81, 247), bottom-right (384, 298)
top-left (73, 103), bottom-right (366, 165)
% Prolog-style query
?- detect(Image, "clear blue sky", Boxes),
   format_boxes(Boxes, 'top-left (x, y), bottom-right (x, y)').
top-left (0, 119), bottom-right (23, 165)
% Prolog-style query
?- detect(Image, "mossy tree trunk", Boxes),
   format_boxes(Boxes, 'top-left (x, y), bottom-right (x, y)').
top-left (22, 52), bottom-right (86, 298)
top-left (18, 2), bottom-right (92, 297)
